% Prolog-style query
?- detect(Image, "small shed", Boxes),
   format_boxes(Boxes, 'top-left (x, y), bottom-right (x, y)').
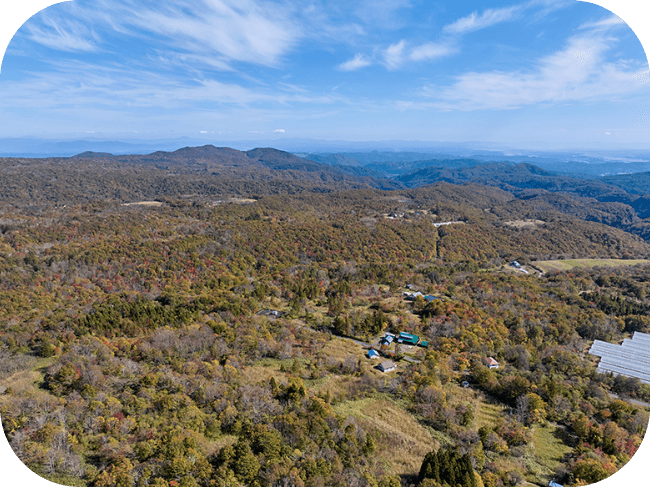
top-left (378, 360), bottom-right (397, 373)
top-left (367, 349), bottom-right (380, 359)
top-left (549, 481), bottom-right (563, 487)
top-left (487, 357), bottom-right (499, 369)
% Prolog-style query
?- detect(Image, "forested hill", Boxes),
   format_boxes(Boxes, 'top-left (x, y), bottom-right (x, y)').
top-left (364, 158), bottom-right (512, 177)
top-left (0, 146), bottom-right (403, 204)
top-left (8, 144), bottom-right (650, 245)
top-left (395, 163), bottom-right (633, 203)
top-left (603, 172), bottom-right (650, 195)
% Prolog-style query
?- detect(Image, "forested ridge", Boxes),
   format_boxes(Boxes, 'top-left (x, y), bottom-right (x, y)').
top-left (0, 147), bottom-right (649, 487)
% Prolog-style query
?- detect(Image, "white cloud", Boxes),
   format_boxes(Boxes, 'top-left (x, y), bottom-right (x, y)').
top-left (578, 15), bottom-right (626, 31)
top-left (419, 33), bottom-right (648, 111)
top-left (339, 53), bottom-right (372, 71)
top-left (126, 0), bottom-right (300, 67)
top-left (409, 42), bottom-right (456, 62)
top-left (273, 128), bottom-right (285, 133)
top-left (443, 6), bottom-right (521, 35)
top-left (24, 16), bottom-right (100, 52)
top-left (25, 0), bottom-right (301, 68)
top-left (383, 40), bottom-right (406, 70)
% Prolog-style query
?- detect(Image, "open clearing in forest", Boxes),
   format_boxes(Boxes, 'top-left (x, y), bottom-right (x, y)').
top-left (524, 424), bottom-right (573, 482)
top-left (333, 396), bottom-right (440, 476)
top-left (502, 220), bottom-right (545, 228)
top-left (532, 258), bottom-right (650, 273)
top-left (474, 400), bottom-right (507, 429)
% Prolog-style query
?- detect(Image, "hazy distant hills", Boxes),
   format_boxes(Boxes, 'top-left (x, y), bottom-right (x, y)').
top-left (395, 162), bottom-right (633, 203)
top-left (0, 145), bottom-right (403, 204)
top-left (602, 172), bottom-right (650, 195)
top-left (5, 144), bottom-right (650, 240)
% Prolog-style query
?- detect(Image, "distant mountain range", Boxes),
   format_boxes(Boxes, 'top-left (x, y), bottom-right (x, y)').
top-left (300, 150), bottom-right (650, 178)
top-left (6, 144), bottom-right (650, 243)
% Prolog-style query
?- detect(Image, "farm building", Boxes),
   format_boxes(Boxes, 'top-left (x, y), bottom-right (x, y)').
top-left (379, 334), bottom-right (394, 346)
top-left (397, 332), bottom-right (419, 345)
top-left (367, 349), bottom-right (380, 359)
top-left (378, 360), bottom-right (397, 372)
top-left (589, 331), bottom-right (650, 384)
top-left (487, 357), bottom-right (499, 369)
top-left (418, 340), bottom-right (429, 348)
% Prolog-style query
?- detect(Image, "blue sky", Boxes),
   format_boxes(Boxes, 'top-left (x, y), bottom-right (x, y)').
top-left (1, 0), bottom-right (649, 149)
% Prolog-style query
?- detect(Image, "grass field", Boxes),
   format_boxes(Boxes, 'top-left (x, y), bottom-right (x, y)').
top-left (532, 258), bottom-right (650, 273)
top-left (333, 395), bottom-right (440, 476)
top-left (474, 401), bottom-right (507, 429)
top-left (522, 424), bottom-right (573, 484)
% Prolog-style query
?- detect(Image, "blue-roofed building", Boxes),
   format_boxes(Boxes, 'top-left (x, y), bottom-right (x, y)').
top-left (367, 349), bottom-right (380, 359)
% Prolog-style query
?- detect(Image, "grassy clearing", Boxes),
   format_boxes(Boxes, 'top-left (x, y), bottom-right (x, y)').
top-left (240, 363), bottom-right (289, 385)
top-left (321, 337), bottom-right (367, 362)
top-left (532, 258), bottom-right (650, 273)
top-left (474, 401), bottom-right (507, 429)
top-left (530, 424), bottom-right (572, 472)
top-left (502, 220), bottom-right (545, 228)
top-left (201, 434), bottom-right (238, 457)
top-left (447, 386), bottom-right (508, 429)
top-left (333, 396), bottom-right (439, 476)
top-left (0, 358), bottom-right (55, 407)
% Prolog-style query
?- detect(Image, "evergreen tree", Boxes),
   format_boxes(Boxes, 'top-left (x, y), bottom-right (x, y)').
top-left (418, 447), bottom-right (476, 487)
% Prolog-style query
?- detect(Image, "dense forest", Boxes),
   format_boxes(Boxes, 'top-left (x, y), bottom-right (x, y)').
top-left (1, 147), bottom-right (649, 487)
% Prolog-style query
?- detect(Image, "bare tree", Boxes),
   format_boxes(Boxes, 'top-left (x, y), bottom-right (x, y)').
top-left (515, 395), bottom-right (530, 425)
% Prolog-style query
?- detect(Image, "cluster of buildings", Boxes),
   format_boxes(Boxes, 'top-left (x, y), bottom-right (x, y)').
top-left (377, 332), bottom-right (428, 348)
top-left (367, 349), bottom-right (397, 372)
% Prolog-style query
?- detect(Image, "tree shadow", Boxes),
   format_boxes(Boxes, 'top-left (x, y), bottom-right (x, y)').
top-left (400, 473), bottom-right (419, 487)
top-left (552, 425), bottom-right (578, 449)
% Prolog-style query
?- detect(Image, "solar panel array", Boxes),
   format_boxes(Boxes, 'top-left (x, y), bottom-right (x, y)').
top-left (589, 332), bottom-right (650, 384)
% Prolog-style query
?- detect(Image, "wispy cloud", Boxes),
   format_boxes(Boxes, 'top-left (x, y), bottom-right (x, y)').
top-left (2, 58), bottom-right (344, 112)
top-left (383, 40), bottom-right (407, 70)
top-left (578, 15), bottom-right (627, 31)
top-left (443, 6), bottom-right (521, 35)
top-left (23, 0), bottom-right (302, 69)
top-left (24, 16), bottom-right (100, 52)
top-left (123, 0), bottom-right (300, 67)
top-left (418, 33), bottom-right (647, 111)
top-left (339, 53), bottom-right (372, 71)
top-left (409, 42), bottom-right (456, 62)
